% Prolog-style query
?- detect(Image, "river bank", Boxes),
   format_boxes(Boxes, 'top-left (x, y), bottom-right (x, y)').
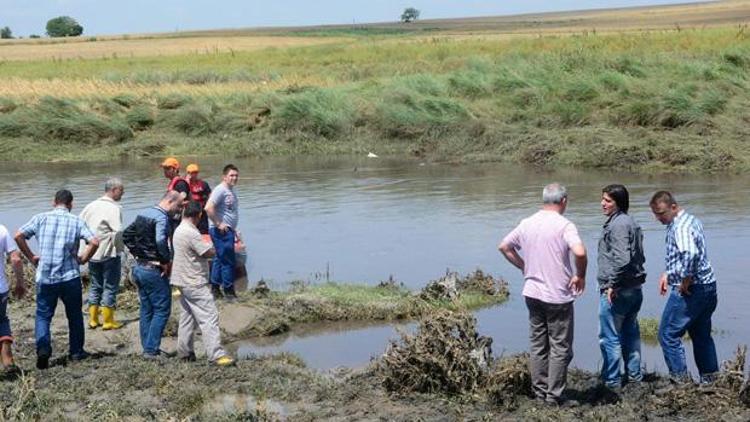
top-left (2, 301), bottom-right (748, 420)
top-left (1, 26), bottom-right (750, 172)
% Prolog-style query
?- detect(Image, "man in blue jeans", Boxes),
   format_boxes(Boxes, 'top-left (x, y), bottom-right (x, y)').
top-left (205, 164), bottom-right (240, 300)
top-left (123, 191), bottom-right (182, 359)
top-left (15, 189), bottom-right (99, 370)
top-left (650, 190), bottom-right (718, 384)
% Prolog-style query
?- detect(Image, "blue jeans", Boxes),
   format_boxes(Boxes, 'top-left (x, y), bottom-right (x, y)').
top-left (35, 278), bottom-right (85, 358)
top-left (658, 283), bottom-right (718, 381)
top-left (0, 292), bottom-right (11, 341)
top-left (209, 227), bottom-right (235, 289)
top-left (599, 287), bottom-right (643, 387)
top-left (133, 264), bottom-right (171, 355)
top-left (88, 256), bottom-right (121, 308)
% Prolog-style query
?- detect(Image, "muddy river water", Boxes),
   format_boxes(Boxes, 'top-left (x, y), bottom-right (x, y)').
top-left (1, 156), bottom-right (747, 375)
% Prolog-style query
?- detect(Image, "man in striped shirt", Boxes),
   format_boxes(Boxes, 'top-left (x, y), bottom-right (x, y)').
top-left (650, 190), bottom-right (718, 383)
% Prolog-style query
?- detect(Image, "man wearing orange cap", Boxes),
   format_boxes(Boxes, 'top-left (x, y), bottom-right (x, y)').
top-left (184, 164), bottom-right (211, 235)
top-left (161, 157), bottom-right (190, 202)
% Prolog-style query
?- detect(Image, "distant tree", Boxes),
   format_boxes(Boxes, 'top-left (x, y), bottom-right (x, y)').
top-left (29, 34), bottom-right (41, 39)
top-left (0, 26), bottom-right (12, 39)
top-left (400, 7), bottom-right (421, 23)
top-left (46, 16), bottom-right (84, 37)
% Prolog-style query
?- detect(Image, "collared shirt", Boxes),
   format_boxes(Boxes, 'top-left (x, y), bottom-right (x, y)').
top-left (0, 225), bottom-right (18, 294)
top-left (19, 206), bottom-right (96, 284)
top-left (170, 220), bottom-right (212, 287)
top-left (501, 210), bottom-right (584, 304)
top-left (79, 195), bottom-right (123, 261)
top-left (664, 209), bottom-right (716, 285)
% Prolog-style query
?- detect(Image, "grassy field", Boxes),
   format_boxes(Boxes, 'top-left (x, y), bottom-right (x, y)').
top-left (1, 1), bottom-right (750, 171)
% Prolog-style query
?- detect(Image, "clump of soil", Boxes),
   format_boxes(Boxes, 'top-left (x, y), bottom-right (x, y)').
top-left (374, 309), bottom-right (493, 394)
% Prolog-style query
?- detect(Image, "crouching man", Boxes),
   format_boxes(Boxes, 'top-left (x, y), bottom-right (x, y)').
top-left (172, 201), bottom-right (234, 366)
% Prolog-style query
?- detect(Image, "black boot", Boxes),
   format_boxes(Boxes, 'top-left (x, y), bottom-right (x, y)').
top-left (223, 286), bottom-right (238, 301)
top-left (211, 284), bottom-right (223, 299)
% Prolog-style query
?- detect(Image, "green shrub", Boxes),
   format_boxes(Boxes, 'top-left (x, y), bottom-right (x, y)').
top-left (157, 93), bottom-right (193, 110)
top-left (125, 106), bottom-right (155, 130)
top-left (0, 97), bottom-right (17, 114)
top-left (448, 70), bottom-right (492, 98)
top-left (274, 88), bottom-right (355, 137)
top-left (377, 87), bottom-right (471, 138)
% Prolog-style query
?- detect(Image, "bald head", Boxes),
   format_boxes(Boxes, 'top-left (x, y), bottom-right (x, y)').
top-left (160, 190), bottom-right (183, 214)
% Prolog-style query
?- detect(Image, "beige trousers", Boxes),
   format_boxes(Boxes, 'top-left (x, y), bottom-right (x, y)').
top-left (176, 284), bottom-right (227, 362)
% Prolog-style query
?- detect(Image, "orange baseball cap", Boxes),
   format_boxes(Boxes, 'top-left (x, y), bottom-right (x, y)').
top-left (186, 164), bottom-right (200, 173)
top-left (161, 157), bottom-right (180, 169)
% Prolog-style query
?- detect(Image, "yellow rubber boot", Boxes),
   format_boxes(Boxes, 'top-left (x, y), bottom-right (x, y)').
top-left (101, 307), bottom-right (124, 330)
top-left (88, 305), bottom-right (100, 329)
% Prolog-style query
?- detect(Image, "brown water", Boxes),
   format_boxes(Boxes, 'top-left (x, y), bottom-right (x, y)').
top-left (2, 156), bottom-right (747, 374)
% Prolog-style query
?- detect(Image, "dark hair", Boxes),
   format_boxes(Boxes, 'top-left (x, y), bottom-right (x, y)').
top-left (54, 189), bottom-right (73, 206)
top-left (222, 164), bottom-right (238, 175)
top-left (602, 184), bottom-right (630, 214)
top-left (650, 190), bottom-right (677, 207)
top-left (183, 201), bottom-right (203, 219)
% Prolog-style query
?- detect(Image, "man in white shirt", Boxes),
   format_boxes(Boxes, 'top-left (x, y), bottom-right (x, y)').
top-left (0, 223), bottom-right (26, 372)
top-left (80, 177), bottom-right (125, 330)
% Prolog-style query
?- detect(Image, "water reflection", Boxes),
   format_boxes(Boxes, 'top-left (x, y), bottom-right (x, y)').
top-left (1, 156), bottom-right (747, 372)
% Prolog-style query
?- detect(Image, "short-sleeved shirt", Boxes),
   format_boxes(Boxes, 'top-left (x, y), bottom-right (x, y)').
top-left (501, 210), bottom-right (584, 304)
top-left (170, 220), bottom-right (212, 287)
top-left (79, 196), bottom-right (124, 261)
top-left (207, 183), bottom-right (239, 229)
top-left (0, 225), bottom-right (18, 294)
top-left (18, 207), bottom-right (96, 284)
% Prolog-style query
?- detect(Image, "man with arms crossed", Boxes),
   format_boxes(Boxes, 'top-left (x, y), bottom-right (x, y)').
top-left (172, 201), bottom-right (234, 366)
top-left (499, 183), bottom-right (587, 406)
top-left (205, 164), bottom-right (240, 300)
top-left (15, 189), bottom-right (99, 369)
top-left (80, 177), bottom-right (126, 330)
top-left (650, 190), bottom-right (718, 384)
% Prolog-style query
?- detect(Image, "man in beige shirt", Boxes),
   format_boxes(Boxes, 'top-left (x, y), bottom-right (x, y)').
top-left (80, 177), bottom-right (125, 330)
top-left (171, 201), bottom-right (234, 366)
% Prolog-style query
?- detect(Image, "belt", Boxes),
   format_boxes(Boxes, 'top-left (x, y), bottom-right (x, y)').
top-left (136, 260), bottom-right (162, 270)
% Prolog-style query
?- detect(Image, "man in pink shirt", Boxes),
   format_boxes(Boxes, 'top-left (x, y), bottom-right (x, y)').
top-left (499, 183), bottom-right (587, 406)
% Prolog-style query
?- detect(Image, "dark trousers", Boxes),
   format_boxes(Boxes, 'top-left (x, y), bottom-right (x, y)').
top-left (525, 296), bottom-right (575, 403)
top-left (36, 278), bottom-right (85, 358)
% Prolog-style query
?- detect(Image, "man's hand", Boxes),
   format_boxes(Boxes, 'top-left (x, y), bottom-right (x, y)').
top-left (218, 223), bottom-right (229, 234)
top-left (31, 255), bottom-right (40, 267)
top-left (77, 254), bottom-right (88, 265)
top-left (678, 276), bottom-right (693, 296)
top-left (160, 262), bottom-right (172, 278)
top-left (606, 287), bottom-right (616, 304)
top-left (659, 273), bottom-right (669, 296)
top-left (569, 275), bottom-right (585, 295)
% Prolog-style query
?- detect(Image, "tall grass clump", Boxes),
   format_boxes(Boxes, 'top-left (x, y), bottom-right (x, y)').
top-left (273, 88), bottom-right (355, 137)
top-left (0, 97), bottom-right (132, 143)
top-left (376, 84), bottom-right (471, 138)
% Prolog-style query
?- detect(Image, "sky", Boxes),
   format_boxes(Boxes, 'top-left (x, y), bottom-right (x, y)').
top-left (0, 0), bottom-right (706, 37)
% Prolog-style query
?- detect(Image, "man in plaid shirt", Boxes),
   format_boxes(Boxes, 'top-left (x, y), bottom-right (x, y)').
top-left (650, 190), bottom-right (718, 384)
top-left (15, 189), bottom-right (99, 370)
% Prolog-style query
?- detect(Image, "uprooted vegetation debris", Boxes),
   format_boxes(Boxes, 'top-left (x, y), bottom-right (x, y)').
top-left (372, 309), bottom-right (750, 419)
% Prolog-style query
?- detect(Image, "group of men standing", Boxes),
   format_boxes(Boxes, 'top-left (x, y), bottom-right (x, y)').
top-left (0, 158), bottom-right (241, 371)
top-left (499, 183), bottom-right (719, 406)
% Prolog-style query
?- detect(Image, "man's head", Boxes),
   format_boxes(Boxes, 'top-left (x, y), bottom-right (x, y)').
top-left (183, 200), bottom-right (203, 223)
top-left (105, 177), bottom-right (125, 201)
top-left (542, 183), bottom-right (568, 214)
top-left (186, 163), bottom-right (200, 182)
top-left (160, 190), bottom-right (183, 214)
top-left (601, 184), bottom-right (629, 216)
top-left (161, 157), bottom-right (180, 179)
top-left (650, 190), bottom-right (680, 225)
top-left (222, 164), bottom-right (239, 187)
top-left (54, 189), bottom-right (73, 210)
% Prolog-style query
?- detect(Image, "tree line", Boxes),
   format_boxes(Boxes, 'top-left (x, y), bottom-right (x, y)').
top-left (0, 16), bottom-right (84, 39)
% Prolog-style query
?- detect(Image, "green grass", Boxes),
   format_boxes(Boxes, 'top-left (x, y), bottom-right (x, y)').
top-left (2, 27), bottom-right (750, 171)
